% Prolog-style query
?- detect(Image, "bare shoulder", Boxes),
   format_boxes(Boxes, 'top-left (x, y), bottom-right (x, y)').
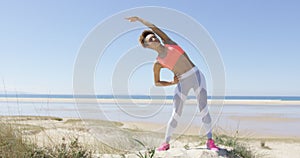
top-left (153, 61), bottom-right (162, 68)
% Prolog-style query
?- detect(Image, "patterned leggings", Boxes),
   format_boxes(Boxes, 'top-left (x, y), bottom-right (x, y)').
top-left (165, 67), bottom-right (212, 143)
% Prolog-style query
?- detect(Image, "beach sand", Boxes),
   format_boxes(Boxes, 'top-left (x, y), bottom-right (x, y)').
top-left (1, 115), bottom-right (300, 158)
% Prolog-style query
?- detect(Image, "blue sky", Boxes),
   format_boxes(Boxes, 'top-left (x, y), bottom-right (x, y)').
top-left (0, 0), bottom-right (299, 96)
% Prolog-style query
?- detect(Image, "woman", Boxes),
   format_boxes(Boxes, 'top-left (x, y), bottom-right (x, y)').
top-left (126, 16), bottom-right (219, 151)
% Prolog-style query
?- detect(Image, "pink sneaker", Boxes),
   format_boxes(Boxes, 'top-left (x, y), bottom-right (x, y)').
top-left (207, 139), bottom-right (219, 151)
top-left (157, 142), bottom-right (170, 151)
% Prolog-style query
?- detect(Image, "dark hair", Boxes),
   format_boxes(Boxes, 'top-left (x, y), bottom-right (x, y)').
top-left (139, 30), bottom-right (155, 47)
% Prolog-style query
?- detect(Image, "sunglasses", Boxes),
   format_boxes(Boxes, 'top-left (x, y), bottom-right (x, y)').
top-left (144, 34), bottom-right (157, 43)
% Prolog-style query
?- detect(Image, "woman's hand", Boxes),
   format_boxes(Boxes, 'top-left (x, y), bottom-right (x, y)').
top-left (125, 16), bottom-right (140, 22)
top-left (173, 76), bottom-right (179, 84)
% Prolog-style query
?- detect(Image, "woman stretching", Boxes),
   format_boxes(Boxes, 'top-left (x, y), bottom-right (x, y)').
top-left (126, 16), bottom-right (219, 151)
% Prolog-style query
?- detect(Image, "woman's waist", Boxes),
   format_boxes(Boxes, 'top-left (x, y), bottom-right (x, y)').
top-left (177, 66), bottom-right (199, 80)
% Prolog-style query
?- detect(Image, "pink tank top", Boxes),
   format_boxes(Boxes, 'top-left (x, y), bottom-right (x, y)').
top-left (157, 44), bottom-right (185, 70)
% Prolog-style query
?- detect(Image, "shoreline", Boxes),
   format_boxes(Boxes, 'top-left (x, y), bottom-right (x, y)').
top-left (1, 97), bottom-right (300, 105)
top-left (1, 98), bottom-right (300, 140)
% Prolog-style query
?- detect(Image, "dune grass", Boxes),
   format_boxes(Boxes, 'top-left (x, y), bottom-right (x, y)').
top-left (0, 115), bottom-right (63, 122)
top-left (214, 132), bottom-right (259, 158)
top-left (0, 122), bottom-right (34, 157)
top-left (0, 117), bottom-right (151, 157)
top-left (0, 121), bottom-right (93, 158)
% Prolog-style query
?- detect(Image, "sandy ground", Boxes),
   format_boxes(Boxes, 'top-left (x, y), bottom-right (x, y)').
top-left (1, 115), bottom-right (300, 158)
top-left (118, 121), bottom-right (300, 158)
top-left (248, 139), bottom-right (300, 158)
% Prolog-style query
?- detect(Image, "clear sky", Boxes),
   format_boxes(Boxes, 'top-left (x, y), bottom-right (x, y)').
top-left (0, 0), bottom-right (299, 96)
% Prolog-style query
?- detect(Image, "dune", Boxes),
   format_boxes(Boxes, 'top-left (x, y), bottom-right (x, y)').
top-left (1, 115), bottom-right (300, 158)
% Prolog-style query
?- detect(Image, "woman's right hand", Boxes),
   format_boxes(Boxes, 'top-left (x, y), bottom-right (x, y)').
top-left (173, 76), bottom-right (179, 84)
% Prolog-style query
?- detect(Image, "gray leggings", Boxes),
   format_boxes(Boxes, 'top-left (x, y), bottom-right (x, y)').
top-left (165, 67), bottom-right (212, 143)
